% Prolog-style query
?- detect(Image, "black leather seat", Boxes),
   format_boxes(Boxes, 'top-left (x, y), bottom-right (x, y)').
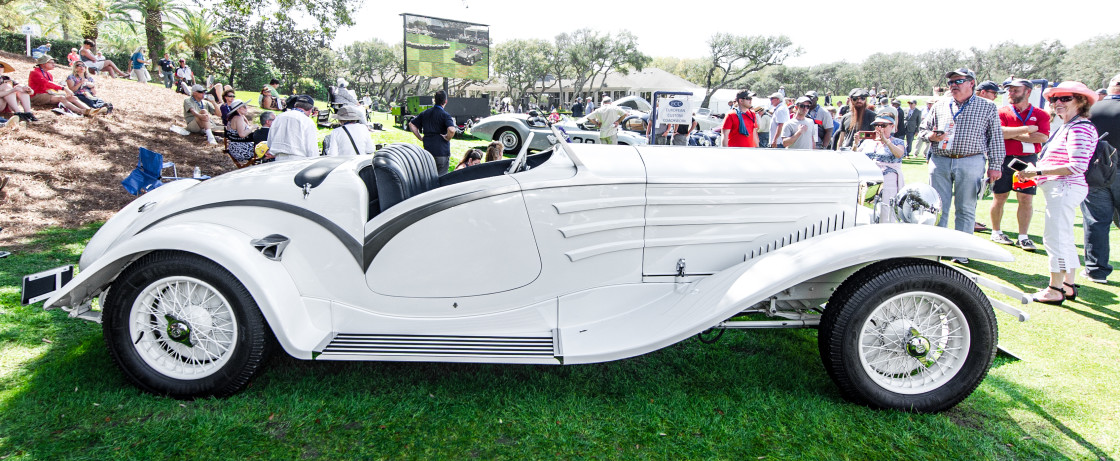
top-left (373, 143), bottom-right (439, 212)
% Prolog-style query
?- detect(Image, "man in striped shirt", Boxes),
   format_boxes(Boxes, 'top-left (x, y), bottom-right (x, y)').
top-left (918, 68), bottom-right (1006, 260)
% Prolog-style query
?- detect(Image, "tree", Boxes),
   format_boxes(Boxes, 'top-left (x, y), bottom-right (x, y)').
top-left (698, 33), bottom-right (800, 107)
top-left (1058, 34), bottom-right (1120, 88)
top-left (492, 39), bottom-right (552, 103)
top-left (970, 40), bottom-right (1065, 83)
top-left (168, 9), bottom-right (231, 69)
top-left (220, 0), bottom-right (360, 34)
top-left (112, 0), bottom-right (186, 59)
top-left (556, 29), bottom-right (650, 99)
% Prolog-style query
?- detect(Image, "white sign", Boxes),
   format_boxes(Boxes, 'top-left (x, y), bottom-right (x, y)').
top-left (656, 96), bottom-right (693, 125)
top-left (20, 24), bottom-right (40, 36)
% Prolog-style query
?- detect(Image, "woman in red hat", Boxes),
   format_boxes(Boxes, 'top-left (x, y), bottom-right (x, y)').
top-left (1017, 81), bottom-right (1100, 305)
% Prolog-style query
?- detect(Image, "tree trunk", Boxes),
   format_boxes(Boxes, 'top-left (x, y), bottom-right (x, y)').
top-left (144, 8), bottom-right (165, 62)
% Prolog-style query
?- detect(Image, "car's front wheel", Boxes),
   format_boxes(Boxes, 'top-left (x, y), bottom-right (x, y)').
top-left (495, 128), bottom-right (522, 154)
top-left (818, 259), bottom-right (997, 413)
top-left (102, 252), bottom-right (272, 398)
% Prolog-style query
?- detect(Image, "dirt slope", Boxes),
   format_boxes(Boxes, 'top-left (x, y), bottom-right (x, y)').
top-left (1, 50), bottom-right (243, 249)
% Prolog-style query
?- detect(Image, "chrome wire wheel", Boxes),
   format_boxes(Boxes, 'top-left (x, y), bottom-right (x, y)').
top-left (858, 291), bottom-right (971, 394)
top-left (128, 276), bottom-right (239, 380)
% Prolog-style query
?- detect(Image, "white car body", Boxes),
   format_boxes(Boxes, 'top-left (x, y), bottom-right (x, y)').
top-left (32, 134), bottom-right (1029, 411)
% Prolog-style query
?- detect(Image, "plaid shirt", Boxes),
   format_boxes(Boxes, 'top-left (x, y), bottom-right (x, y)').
top-left (919, 94), bottom-right (1005, 169)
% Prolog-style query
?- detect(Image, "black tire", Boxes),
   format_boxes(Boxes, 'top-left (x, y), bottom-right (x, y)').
top-left (818, 258), bottom-right (997, 413)
top-left (102, 251), bottom-right (272, 398)
top-left (495, 128), bottom-right (522, 154)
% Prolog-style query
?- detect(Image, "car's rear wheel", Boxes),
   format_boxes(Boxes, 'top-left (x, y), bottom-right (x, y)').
top-left (495, 128), bottom-right (522, 154)
top-left (818, 259), bottom-right (996, 413)
top-left (103, 252), bottom-right (272, 398)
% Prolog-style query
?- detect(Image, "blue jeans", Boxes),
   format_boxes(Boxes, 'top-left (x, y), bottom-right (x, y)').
top-left (1080, 178), bottom-right (1120, 279)
top-left (160, 70), bottom-right (174, 88)
top-left (929, 154), bottom-right (987, 233)
top-left (758, 132), bottom-right (770, 148)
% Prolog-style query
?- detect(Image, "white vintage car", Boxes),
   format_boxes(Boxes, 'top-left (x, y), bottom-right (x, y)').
top-left (25, 131), bottom-right (1030, 412)
top-left (470, 113), bottom-right (649, 154)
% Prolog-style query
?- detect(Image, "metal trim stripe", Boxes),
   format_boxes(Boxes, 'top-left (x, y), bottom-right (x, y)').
top-left (136, 199), bottom-right (365, 267)
top-left (552, 196), bottom-right (645, 214)
top-left (362, 186), bottom-right (520, 267)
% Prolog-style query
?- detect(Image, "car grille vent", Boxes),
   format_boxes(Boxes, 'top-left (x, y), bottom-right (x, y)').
top-left (747, 211), bottom-right (847, 260)
top-left (319, 333), bottom-right (556, 357)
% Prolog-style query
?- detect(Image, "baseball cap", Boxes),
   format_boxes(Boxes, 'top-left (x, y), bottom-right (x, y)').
top-left (944, 68), bottom-right (976, 80)
top-left (976, 81), bottom-right (1004, 93)
top-left (805, 90), bottom-right (819, 98)
top-left (1003, 78), bottom-right (1032, 88)
top-left (191, 84), bottom-right (205, 93)
top-left (848, 88), bottom-right (870, 98)
top-left (795, 96), bottom-right (812, 105)
top-left (890, 99), bottom-right (900, 105)
top-left (769, 92), bottom-right (782, 99)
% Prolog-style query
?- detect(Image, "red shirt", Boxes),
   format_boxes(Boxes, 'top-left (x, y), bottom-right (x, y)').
top-left (28, 66), bottom-right (65, 95)
top-left (998, 104), bottom-right (1050, 156)
top-left (721, 109), bottom-right (757, 147)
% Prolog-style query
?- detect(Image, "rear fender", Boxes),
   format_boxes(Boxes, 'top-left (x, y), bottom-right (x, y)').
top-left (45, 222), bottom-right (327, 358)
top-left (564, 224), bottom-right (1012, 363)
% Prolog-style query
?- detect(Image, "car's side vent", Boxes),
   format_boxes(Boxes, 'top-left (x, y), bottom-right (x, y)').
top-left (251, 234), bottom-right (290, 261)
top-left (747, 211), bottom-right (847, 260)
top-left (319, 333), bottom-right (557, 357)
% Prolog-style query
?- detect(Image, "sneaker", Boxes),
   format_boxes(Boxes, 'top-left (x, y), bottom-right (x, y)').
top-left (951, 257), bottom-right (969, 264)
top-left (51, 107), bottom-right (65, 115)
top-left (1080, 269), bottom-right (1108, 284)
top-left (991, 231), bottom-right (1013, 245)
top-left (1017, 238), bottom-right (1037, 251)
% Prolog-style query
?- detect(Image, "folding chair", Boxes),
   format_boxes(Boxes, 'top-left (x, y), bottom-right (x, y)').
top-left (317, 86), bottom-right (343, 128)
top-left (121, 147), bottom-right (179, 195)
top-left (223, 131), bottom-right (261, 169)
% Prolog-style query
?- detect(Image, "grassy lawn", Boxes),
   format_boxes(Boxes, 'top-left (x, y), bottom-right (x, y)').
top-left (1, 150), bottom-right (1118, 459)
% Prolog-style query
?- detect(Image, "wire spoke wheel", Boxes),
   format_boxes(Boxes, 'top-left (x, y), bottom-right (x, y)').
top-left (819, 259), bottom-right (996, 413)
top-left (129, 276), bottom-right (239, 380)
top-left (103, 252), bottom-right (272, 398)
top-left (857, 291), bottom-right (970, 395)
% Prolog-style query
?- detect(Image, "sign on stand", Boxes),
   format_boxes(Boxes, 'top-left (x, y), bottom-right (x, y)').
top-left (648, 91), bottom-right (696, 144)
top-left (20, 24), bottom-right (40, 56)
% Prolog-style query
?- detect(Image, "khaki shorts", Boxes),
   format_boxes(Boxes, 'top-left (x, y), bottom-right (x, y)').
top-left (185, 118), bottom-right (206, 133)
top-left (31, 93), bottom-right (57, 106)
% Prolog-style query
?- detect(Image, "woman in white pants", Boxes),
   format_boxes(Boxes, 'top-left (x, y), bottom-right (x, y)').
top-left (1016, 82), bottom-right (1099, 305)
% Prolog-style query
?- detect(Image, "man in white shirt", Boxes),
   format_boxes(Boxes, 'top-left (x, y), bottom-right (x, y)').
top-left (324, 105), bottom-right (377, 156)
top-left (768, 92), bottom-right (790, 148)
top-left (267, 95), bottom-right (320, 161)
top-left (174, 59), bottom-right (193, 94)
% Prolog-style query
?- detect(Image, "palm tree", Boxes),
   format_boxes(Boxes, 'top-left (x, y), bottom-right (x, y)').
top-left (113, 0), bottom-right (185, 61)
top-left (167, 9), bottom-right (231, 67)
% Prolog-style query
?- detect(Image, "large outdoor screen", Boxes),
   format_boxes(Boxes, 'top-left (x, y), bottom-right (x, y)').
top-left (402, 13), bottom-right (490, 81)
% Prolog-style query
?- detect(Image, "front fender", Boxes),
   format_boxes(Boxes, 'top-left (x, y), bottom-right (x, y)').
top-left (563, 224), bottom-right (1012, 364)
top-left (45, 222), bottom-right (328, 358)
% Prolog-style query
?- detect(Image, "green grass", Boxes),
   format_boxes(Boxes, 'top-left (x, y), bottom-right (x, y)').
top-left (1, 154), bottom-right (1118, 459)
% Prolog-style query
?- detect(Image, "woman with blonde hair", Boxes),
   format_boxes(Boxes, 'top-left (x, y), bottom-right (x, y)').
top-left (1016, 82), bottom-right (1100, 305)
top-left (66, 61), bottom-right (112, 113)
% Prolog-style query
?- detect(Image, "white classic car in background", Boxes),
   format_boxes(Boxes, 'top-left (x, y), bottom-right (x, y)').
top-left (470, 113), bottom-right (648, 154)
top-left (24, 130), bottom-right (1031, 413)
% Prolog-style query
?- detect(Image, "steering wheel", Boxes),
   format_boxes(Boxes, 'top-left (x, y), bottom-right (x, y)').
top-left (506, 132), bottom-right (536, 175)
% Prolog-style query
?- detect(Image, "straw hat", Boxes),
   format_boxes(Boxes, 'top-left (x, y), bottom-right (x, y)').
top-left (0, 60), bottom-right (13, 73)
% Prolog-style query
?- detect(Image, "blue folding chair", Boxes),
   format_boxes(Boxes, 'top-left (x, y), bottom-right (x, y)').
top-left (121, 147), bottom-right (178, 195)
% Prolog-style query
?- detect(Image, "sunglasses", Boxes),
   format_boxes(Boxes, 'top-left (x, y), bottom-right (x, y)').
top-left (947, 78), bottom-right (970, 85)
top-left (872, 123), bottom-right (889, 128)
top-left (224, 94), bottom-right (235, 98)
top-left (798, 104), bottom-right (813, 108)
top-left (1047, 95), bottom-right (1075, 103)
top-left (851, 96), bottom-right (867, 101)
